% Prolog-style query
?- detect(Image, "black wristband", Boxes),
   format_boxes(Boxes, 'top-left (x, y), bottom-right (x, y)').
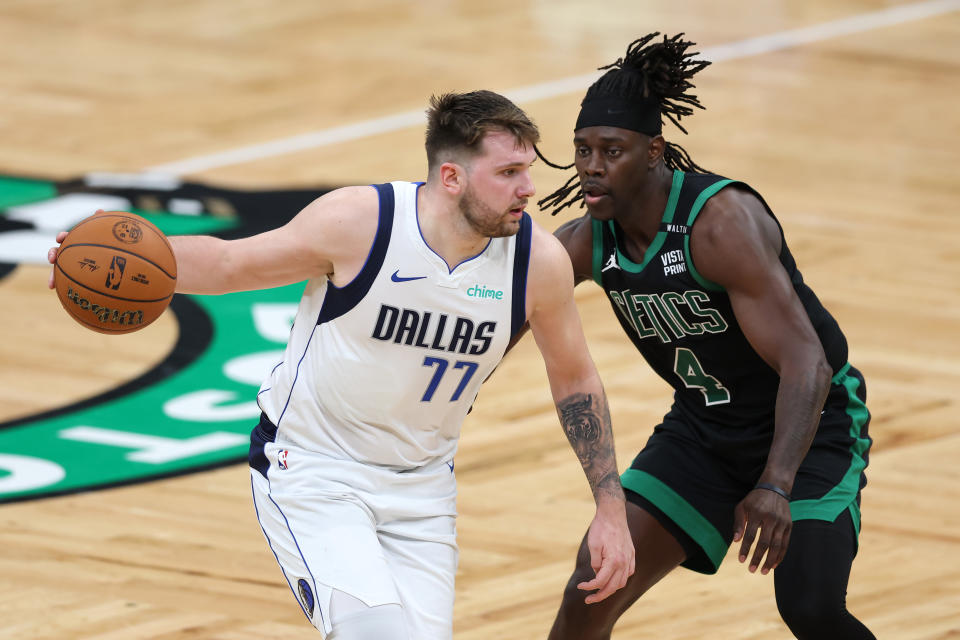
top-left (754, 482), bottom-right (792, 501)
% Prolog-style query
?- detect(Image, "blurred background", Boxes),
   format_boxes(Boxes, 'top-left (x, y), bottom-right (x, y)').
top-left (0, 1), bottom-right (958, 638)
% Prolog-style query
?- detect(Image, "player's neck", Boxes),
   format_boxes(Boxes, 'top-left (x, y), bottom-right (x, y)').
top-left (614, 163), bottom-right (673, 249)
top-left (418, 184), bottom-right (489, 269)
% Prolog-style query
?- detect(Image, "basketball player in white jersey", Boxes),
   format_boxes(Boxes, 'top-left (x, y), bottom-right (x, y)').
top-left (47, 90), bottom-right (634, 639)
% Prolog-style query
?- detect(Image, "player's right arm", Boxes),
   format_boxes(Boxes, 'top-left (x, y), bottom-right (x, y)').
top-left (171, 186), bottom-right (378, 294)
top-left (692, 187), bottom-right (831, 575)
top-left (47, 186), bottom-right (379, 294)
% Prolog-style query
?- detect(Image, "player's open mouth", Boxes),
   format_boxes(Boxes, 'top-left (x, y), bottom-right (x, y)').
top-left (583, 185), bottom-right (608, 205)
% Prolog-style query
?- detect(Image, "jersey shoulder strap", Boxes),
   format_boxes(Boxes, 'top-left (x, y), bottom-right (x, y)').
top-left (317, 182), bottom-right (395, 323)
top-left (510, 212), bottom-right (533, 339)
top-left (677, 173), bottom-right (756, 291)
top-left (677, 172), bottom-right (737, 228)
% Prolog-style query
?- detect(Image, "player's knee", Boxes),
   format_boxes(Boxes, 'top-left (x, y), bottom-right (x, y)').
top-left (776, 592), bottom-right (847, 639)
top-left (551, 569), bottom-right (594, 636)
top-left (327, 603), bottom-right (407, 640)
top-left (559, 562), bottom-right (596, 607)
top-left (551, 568), bottom-right (620, 640)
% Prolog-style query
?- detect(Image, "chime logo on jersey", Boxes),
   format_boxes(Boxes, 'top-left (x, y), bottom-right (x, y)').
top-left (466, 283), bottom-right (503, 300)
top-left (609, 289), bottom-right (729, 343)
top-left (371, 304), bottom-right (496, 355)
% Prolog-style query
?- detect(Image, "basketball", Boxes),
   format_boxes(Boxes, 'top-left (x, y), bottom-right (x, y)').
top-left (53, 211), bottom-right (178, 334)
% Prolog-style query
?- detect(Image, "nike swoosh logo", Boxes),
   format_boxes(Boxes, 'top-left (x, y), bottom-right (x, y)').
top-left (391, 269), bottom-right (427, 283)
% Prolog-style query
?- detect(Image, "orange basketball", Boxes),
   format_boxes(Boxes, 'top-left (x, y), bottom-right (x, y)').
top-left (53, 211), bottom-right (178, 334)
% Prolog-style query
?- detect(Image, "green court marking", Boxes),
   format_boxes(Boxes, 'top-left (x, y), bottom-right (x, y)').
top-left (0, 284), bottom-right (304, 502)
top-left (0, 177), bottom-right (58, 209)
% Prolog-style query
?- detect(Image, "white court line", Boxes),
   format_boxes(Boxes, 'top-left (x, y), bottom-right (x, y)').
top-left (147, 0), bottom-right (960, 176)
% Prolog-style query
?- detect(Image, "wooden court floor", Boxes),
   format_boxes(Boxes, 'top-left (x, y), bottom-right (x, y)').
top-left (1, 1), bottom-right (958, 638)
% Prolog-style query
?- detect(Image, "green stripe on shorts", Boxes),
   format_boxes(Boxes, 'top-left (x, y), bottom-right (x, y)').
top-left (789, 363), bottom-right (871, 535)
top-left (621, 468), bottom-right (728, 573)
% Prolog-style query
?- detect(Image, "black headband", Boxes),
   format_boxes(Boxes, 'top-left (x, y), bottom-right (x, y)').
top-left (574, 94), bottom-right (662, 136)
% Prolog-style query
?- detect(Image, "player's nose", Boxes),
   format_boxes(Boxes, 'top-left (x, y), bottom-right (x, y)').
top-left (583, 154), bottom-right (605, 176)
top-left (518, 171), bottom-right (535, 198)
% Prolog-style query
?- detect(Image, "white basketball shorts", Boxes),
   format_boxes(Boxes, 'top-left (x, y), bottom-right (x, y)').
top-left (250, 443), bottom-right (458, 639)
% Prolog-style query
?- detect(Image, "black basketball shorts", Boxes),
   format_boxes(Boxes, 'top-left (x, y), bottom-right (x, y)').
top-left (621, 363), bottom-right (871, 574)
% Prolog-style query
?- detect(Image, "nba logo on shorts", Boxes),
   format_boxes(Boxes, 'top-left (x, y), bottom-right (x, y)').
top-left (277, 449), bottom-right (289, 470)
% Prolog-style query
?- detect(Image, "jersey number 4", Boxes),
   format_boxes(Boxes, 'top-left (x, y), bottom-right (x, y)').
top-left (673, 348), bottom-right (731, 405)
top-left (421, 357), bottom-right (479, 402)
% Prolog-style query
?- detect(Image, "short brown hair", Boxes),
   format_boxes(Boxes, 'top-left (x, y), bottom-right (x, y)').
top-left (424, 90), bottom-right (540, 174)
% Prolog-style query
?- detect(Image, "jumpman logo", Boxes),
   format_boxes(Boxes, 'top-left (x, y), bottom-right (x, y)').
top-left (601, 252), bottom-right (620, 273)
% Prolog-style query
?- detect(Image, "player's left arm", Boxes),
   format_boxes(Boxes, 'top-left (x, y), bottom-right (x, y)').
top-left (692, 187), bottom-right (833, 575)
top-left (526, 223), bottom-right (635, 603)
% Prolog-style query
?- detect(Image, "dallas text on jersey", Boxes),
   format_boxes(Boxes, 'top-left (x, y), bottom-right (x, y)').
top-left (371, 304), bottom-right (496, 355)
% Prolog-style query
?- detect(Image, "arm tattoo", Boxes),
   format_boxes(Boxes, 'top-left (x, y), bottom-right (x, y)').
top-left (560, 396), bottom-right (601, 447)
top-left (558, 392), bottom-right (623, 501)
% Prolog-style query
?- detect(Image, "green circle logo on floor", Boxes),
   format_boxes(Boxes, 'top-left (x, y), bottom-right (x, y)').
top-left (0, 173), bottom-right (333, 502)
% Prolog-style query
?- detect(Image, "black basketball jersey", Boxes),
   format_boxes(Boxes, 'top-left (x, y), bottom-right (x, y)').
top-left (591, 170), bottom-right (848, 450)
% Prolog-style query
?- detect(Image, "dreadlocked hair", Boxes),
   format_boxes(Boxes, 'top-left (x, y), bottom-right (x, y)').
top-left (539, 32), bottom-right (711, 215)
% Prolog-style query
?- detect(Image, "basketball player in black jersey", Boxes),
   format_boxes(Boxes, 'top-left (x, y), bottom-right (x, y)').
top-left (539, 34), bottom-right (875, 639)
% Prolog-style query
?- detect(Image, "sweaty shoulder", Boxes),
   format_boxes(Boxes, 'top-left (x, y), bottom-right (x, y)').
top-left (690, 185), bottom-right (781, 288)
top-left (552, 213), bottom-right (593, 284)
top-left (292, 185), bottom-right (381, 286)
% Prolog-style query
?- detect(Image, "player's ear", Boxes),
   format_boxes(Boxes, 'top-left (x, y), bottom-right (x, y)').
top-left (647, 135), bottom-right (666, 168)
top-left (439, 162), bottom-right (464, 195)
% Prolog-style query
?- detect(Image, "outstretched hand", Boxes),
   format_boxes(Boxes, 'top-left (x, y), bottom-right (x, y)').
top-left (732, 488), bottom-right (792, 575)
top-left (577, 503), bottom-right (635, 603)
top-left (47, 209), bottom-right (105, 288)
top-left (46, 230), bottom-right (69, 289)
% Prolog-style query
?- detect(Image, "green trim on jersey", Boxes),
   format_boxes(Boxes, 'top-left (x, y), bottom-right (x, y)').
top-left (682, 179), bottom-right (734, 292)
top-left (621, 468), bottom-right (728, 574)
top-left (591, 217), bottom-right (605, 285)
top-left (612, 169), bottom-right (685, 273)
top-left (789, 362), bottom-right (870, 535)
top-left (591, 170), bottom-right (685, 285)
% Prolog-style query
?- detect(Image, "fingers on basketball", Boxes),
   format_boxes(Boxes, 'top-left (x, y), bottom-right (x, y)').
top-left (53, 211), bottom-right (178, 334)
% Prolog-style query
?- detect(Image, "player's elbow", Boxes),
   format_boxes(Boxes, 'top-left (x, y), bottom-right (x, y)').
top-left (811, 352), bottom-right (832, 391)
top-left (550, 363), bottom-right (603, 403)
top-left (778, 343), bottom-right (831, 393)
top-left (793, 346), bottom-right (832, 395)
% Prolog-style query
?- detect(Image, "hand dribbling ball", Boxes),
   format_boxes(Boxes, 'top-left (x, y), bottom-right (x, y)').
top-left (53, 211), bottom-right (177, 334)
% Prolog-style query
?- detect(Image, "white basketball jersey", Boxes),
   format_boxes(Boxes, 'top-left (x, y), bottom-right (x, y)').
top-left (255, 181), bottom-right (532, 469)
